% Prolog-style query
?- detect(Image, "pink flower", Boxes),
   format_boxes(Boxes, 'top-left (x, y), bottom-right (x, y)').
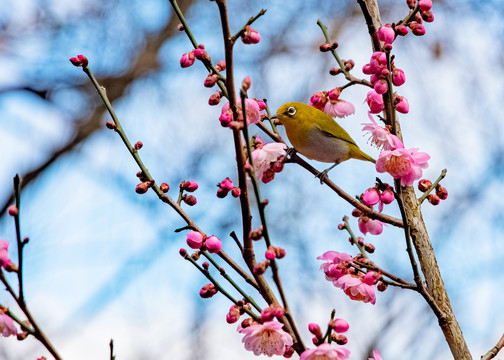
top-left (418, 0), bottom-right (432, 11)
top-left (362, 188), bottom-right (380, 207)
top-left (241, 25), bottom-right (261, 44)
top-left (361, 112), bottom-right (403, 150)
top-left (317, 251), bottom-right (353, 281)
top-left (378, 24), bottom-right (395, 45)
top-left (239, 320), bottom-right (293, 356)
top-left (180, 51), bottom-right (195, 68)
top-left (181, 180), bottom-right (198, 192)
top-left (380, 188), bottom-right (395, 204)
top-left (300, 343), bottom-right (350, 360)
top-left (0, 240), bottom-right (11, 268)
top-left (369, 350), bottom-right (383, 360)
top-left (323, 100), bottom-right (355, 118)
top-left (395, 24), bottom-right (408, 36)
top-left (366, 90), bottom-right (384, 114)
top-left (376, 147), bottom-right (430, 186)
top-left (219, 177), bottom-right (234, 191)
top-left (334, 274), bottom-right (377, 304)
top-left (220, 97), bottom-right (262, 126)
top-left (358, 216), bottom-right (384, 235)
top-left (205, 235), bottom-right (222, 253)
top-left (0, 312), bottom-right (17, 337)
top-left (369, 52), bottom-right (387, 74)
top-left (186, 231), bottom-right (204, 249)
top-left (249, 142), bottom-right (287, 181)
top-left (373, 79), bottom-right (388, 95)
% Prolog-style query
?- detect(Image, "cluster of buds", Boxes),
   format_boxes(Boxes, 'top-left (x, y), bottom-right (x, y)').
top-left (199, 283), bottom-right (218, 298)
top-left (247, 136), bottom-right (287, 184)
top-left (406, 0), bottom-right (434, 36)
top-left (361, 182), bottom-right (395, 212)
top-left (216, 177), bottom-right (241, 198)
top-left (418, 179), bottom-right (448, 205)
top-left (180, 44), bottom-right (211, 68)
top-left (309, 89), bottom-right (355, 119)
top-left (69, 54), bottom-right (88, 67)
top-left (135, 171), bottom-right (155, 195)
top-left (179, 180), bottom-right (199, 206)
top-left (185, 231), bottom-right (222, 253)
top-left (319, 42), bottom-right (338, 52)
top-left (226, 300), bottom-right (251, 324)
top-left (265, 245), bottom-right (286, 260)
top-left (219, 97), bottom-right (266, 129)
top-left (260, 303), bottom-right (284, 322)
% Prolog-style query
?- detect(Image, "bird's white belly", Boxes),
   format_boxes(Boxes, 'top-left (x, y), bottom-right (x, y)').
top-left (297, 129), bottom-right (350, 163)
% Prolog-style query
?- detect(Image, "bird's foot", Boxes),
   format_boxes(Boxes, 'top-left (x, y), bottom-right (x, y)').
top-left (315, 169), bottom-right (330, 184)
top-left (285, 148), bottom-right (297, 163)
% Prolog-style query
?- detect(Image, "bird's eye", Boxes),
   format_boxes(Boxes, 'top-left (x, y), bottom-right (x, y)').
top-left (287, 107), bottom-right (296, 116)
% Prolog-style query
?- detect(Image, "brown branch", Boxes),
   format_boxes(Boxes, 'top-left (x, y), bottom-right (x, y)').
top-left (481, 332), bottom-right (504, 360)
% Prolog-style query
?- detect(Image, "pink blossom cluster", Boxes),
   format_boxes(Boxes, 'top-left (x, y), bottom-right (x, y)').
top-left (300, 343), bottom-right (350, 360)
top-left (216, 177), bottom-right (241, 198)
top-left (352, 182), bottom-right (394, 236)
top-left (406, 0), bottom-right (434, 36)
top-left (186, 231), bottom-right (222, 253)
top-left (247, 136), bottom-right (287, 183)
top-left (309, 88), bottom-right (355, 118)
top-left (361, 113), bottom-right (430, 187)
top-left (317, 251), bottom-right (378, 304)
top-left (219, 97), bottom-right (266, 129)
top-left (179, 180), bottom-right (199, 206)
top-left (418, 179), bottom-right (448, 205)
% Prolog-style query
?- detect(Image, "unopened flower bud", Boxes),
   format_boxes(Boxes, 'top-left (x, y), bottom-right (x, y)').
top-left (261, 168), bottom-right (275, 183)
top-left (274, 247), bottom-right (286, 259)
top-left (202, 262), bottom-right (209, 270)
top-left (135, 182), bottom-right (150, 194)
top-left (333, 334), bottom-right (348, 345)
top-left (436, 185), bottom-right (448, 200)
top-left (344, 59), bottom-right (355, 71)
top-left (215, 60), bottom-right (226, 71)
top-left (180, 51), bottom-right (195, 68)
top-left (331, 318), bottom-right (349, 333)
top-left (186, 231), bottom-right (204, 249)
top-left (362, 188), bottom-right (380, 206)
top-left (272, 159), bottom-right (284, 173)
top-left (219, 177), bottom-right (234, 191)
top-left (328, 88), bottom-right (341, 101)
top-left (422, 10), bottom-right (434, 23)
top-left (351, 208), bottom-right (362, 217)
top-left (428, 193), bottom-right (440, 205)
top-left (377, 281), bottom-right (388, 292)
top-left (181, 180), bottom-right (198, 192)
top-left (364, 243), bottom-right (375, 253)
top-left (418, 0), bottom-right (432, 11)
top-left (338, 223), bottom-right (344, 230)
top-left (69, 54), bottom-right (88, 67)
top-left (410, 21), bottom-right (426, 36)
top-left (331, 42), bottom-right (338, 49)
top-left (418, 179), bottom-right (432, 192)
top-left (231, 187), bottom-right (241, 197)
top-left (177, 23), bottom-right (184, 31)
top-left (7, 205), bottom-right (18, 216)
top-left (395, 24), bottom-right (408, 36)
top-left (250, 226), bottom-right (263, 240)
top-left (392, 68), bottom-right (406, 86)
top-left (179, 248), bottom-right (188, 257)
top-left (160, 183), bottom-right (170, 193)
top-left (199, 283), bottom-right (217, 298)
top-left (406, 0), bottom-right (416, 9)
top-left (329, 67), bottom-right (341, 76)
top-left (363, 271), bottom-right (381, 285)
top-left (283, 346), bottom-right (295, 358)
top-left (241, 25), bottom-right (260, 44)
top-left (265, 246), bottom-right (276, 260)
top-left (134, 141), bottom-right (143, 150)
top-left (378, 24), bottom-right (395, 45)
top-left (253, 260), bottom-right (269, 275)
top-left (182, 194), bottom-right (197, 206)
top-left (226, 304), bottom-right (241, 324)
top-left (194, 48), bottom-right (210, 62)
top-left (395, 94), bottom-right (409, 113)
top-left (308, 323), bottom-right (322, 338)
top-left (204, 73), bottom-right (219, 88)
top-left (205, 235), bottom-right (222, 253)
top-left (380, 188), bottom-right (395, 204)
top-left (208, 92), bottom-right (221, 106)
top-left (105, 121), bottom-right (116, 129)
top-left (242, 76), bottom-right (251, 91)
top-left (319, 43), bottom-right (332, 52)
top-left (216, 188), bottom-right (229, 198)
top-left (357, 237), bottom-right (365, 246)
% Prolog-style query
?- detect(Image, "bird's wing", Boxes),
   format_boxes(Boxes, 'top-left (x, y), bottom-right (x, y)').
top-left (313, 111), bottom-right (358, 146)
top-left (317, 125), bottom-right (357, 146)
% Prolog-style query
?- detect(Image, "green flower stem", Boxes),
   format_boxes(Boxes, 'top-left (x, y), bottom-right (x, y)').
top-left (342, 215), bottom-right (368, 258)
top-left (201, 251), bottom-right (262, 312)
top-left (81, 64), bottom-right (258, 291)
top-left (400, 5), bottom-right (420, 26)
top-left (169, 0), bottom-right (228, 99)
top-left (184, 253), bottom-right (260, 321)
top-left (317, 20), bottom-right (372, 89)
top-left (12, 175), bottom-right (25, 305)
top-left (418, 169), bottom-right (447, 204)
top-left (230, 9), bottom-right (267, 44)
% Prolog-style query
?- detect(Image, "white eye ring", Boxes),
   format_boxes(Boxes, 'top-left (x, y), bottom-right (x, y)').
top-left (287, 107), bottom-right (296, 116)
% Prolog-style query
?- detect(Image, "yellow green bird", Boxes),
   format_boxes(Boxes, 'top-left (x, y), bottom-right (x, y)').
top-left (275, 102), bottom-right (375, 182)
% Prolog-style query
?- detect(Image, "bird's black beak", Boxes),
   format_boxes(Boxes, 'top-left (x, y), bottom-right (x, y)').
top-left (270, 114), bottom-right (278, 120)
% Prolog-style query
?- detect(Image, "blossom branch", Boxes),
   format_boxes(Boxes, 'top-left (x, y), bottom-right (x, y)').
top-left (230, 9), bottom-right (267, 44)
top-left (481, 332), bottom-right (504, 360)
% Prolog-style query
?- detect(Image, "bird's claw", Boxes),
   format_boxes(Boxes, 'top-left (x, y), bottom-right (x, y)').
top-left (316, 170), bottom-right (329, 184)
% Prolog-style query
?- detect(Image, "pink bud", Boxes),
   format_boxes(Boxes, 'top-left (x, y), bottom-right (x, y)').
top-left (362, 188), bottom-right (380, 206)
top-left (366, 90), bottom-right (385, 114)
top-left (216, 188), bottom-right (229, 198)
top-left (410, 21), bottom-right (426, 36)
top-left (319, 43), bottom-right (332, 52)
top-left (186, 231), bottom-right (204, 249)
top-left (179, 248), bottom-right (187, 257)
top-left (255, 99), bottom-right (266, 111)
top-left (418, 179), bottom-right (432, 192)
top-left (200, 283), bottom-right (218, 298)
top-left (194, 48), bottom-right (210, 61)
top-left (392, 68), bottom-right (406, 86)
top-left (69, 55), bottom-right (88, 67)
top-left (436, 185), bottom-right (448, 200)
top-left (182, 194), bottom-right (197, 206)
top-left (261, 168), bottom-right (275, 184)
top-left (395, 24), bottom-right (408, 36)
top-left (422, 10), bottom-right (434, 23)
top-left (205, 235), bottom-right (222, 253)
top-left (219, 109), bottom-right (233, 127)
top-left (7, 205), bottom-right (18, 216)
top-left (271, 159), bottom-right (284, 173)
top-left (242, 76), bottom-right (251, 90)
top-left (369, 51), bottom-right (387, 74)
top-left (252, 261), bottom-right (269, 275)
top-left (284, 346), bottom-right (295, 358)
top-left (333, 334), bottom-right (347, 345)
top-left (428, 193), bottom-right (440, 205)
top-left (329, 67), bottom-right (341, 76)
top-left (363, 271), bottom-right (380, 285)
top-left (373, 78), bottom-right (388, 95)
top-left (241, 25), bottom-right (260, 44)
top-left (135, 182), bottom-right (150, 194)
top-left (309, 91), bottom-right (328, 111)
top-left (215, 60), bottom-right (226, 71)
top-left (328, 87), bottom-right (341, 101)
top-left (395, 95), bottom-right (409, 113)
top-left (105, 121), bottom-right (116, 129)
top-left (204, 73), bottom-right (219, 88)
top-left (365, 243), bottom-right (376, 253)
top-left (265, 246), bottom-right (276, 260)
top-left (332, 318), bottom-right (349, 333)
top-left (274, 247), bottom-right (286, 259)
top-left (219, 177), bottom-right (233, 191)
top-left (344, 59), bottom-right (355, 71)
top-left (177, 23), bottom-right (184, 31)
top-left (231, 187), bottom-right (241, 198)
top-left (208, 92), bottom-right (221, 106)
top-left (308, 323), bottom-right (322, 338)
top-left (160, 183), bottom-right (170, 193)
top-left (418, 0), bottom-right (432, 11)
top-left (180, 51), bottom-right (195, 68)
top-left (380, 188), bottom-right (395, 204)
top-left (378, 24), bottom-right (395, 45)
top-left (181, 180), bottom-right (198, 192)
top-left (134, 141), bottom-right (143, 150)
top-left (226, 304), bottom-right (241, 324)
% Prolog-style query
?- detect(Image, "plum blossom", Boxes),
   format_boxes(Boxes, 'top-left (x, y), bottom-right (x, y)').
top-left (300, 343), bottom-right (350, 360)
top-left (317, 251), bottom-right (353, 281)
top-left (249, 142), bottom-right (287, 181)
top-left (366, 90), bottom-right (384, 114)
top-left (358, 215), bottom-right (384, 236)
top-left (334, 274), bottom-right (377, 304)
top-left (0, 312), bottom-right (17, 337)
top-left (241, 25), bottom-right (261, 44)
top-left (205, 235), bottom-right (222, 253)
top-left (239, 320), bottom-right (293, 357)
top-left (378, 24), bottom-right (395, 45)
top-left (376, 147), bottom-right (430, 187)
top-left (324, 100), bottom-right (355, 118)
top-left (186, 231), bottom-right (204, 249)
top-left (219, 97), bottom-right (262, 127)
top-left (361, 112), bottom-right (403, 151)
